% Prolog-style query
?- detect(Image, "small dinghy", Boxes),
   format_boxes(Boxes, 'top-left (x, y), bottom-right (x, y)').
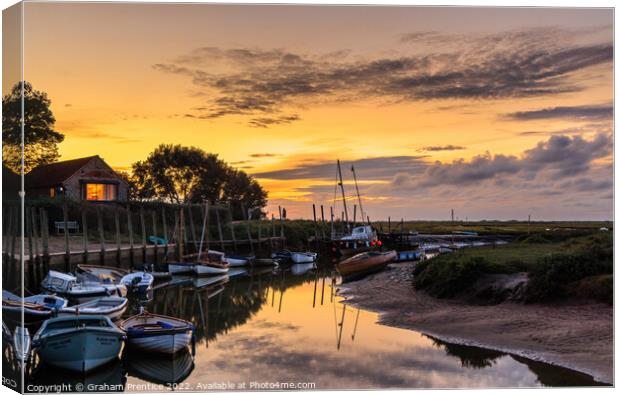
top-left (193, 261), bottom-right (229, 276)
top-left (2, 290), bottom-right (68, 325)
top-left (13, 326), bottom-right (31, 367)
top-left (41, 271), bottom-right (127, 303)
top-left (144, 264), bottom-right (172, 280)
top-left (120, 312), bottom-right (194, 355)
top-left (167, 262), bottom-right (196, 275)
top-left (336, 250), bottom-right (397, 282)
top-left (223, 254), bottom-right (254, 267)
top-left (291, 262), bottom-right (317, 276)
top-left (58, 297), bottom-right (128, 321)
top-left (395, 250), bottom-right (423, 262)
top-left (120, 272), bottom-right (154, 293)
top-left (290, 252), bottom-right (318, 264)
top-left (32, 315), bottom-right (125, 373)
top-left (76, 265), bottom-right (129, 284)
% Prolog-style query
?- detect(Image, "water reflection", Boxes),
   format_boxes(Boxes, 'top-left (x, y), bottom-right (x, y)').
top-left (9, 258), bottom-right (606, 390)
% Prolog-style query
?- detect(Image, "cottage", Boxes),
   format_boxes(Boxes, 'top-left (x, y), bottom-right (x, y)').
top-left (25, 155), bottom-right (129, 202)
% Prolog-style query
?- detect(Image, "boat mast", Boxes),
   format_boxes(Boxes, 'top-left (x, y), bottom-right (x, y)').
top-left (197, 201), bottom-right (208, 260)
top-left (337, 159), bottom-right (350, 230)
top-left (351, 165), bottom-right (366, 225)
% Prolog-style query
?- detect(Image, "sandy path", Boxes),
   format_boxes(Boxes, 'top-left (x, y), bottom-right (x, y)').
top-left (337, 262), bottom-right (613, 384)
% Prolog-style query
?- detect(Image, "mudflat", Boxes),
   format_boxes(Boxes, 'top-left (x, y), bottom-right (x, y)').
top-left (337, 262), bottom-right (613, 384)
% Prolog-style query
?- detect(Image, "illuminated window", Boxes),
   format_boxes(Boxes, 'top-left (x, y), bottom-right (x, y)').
top-left (84, 183), bottom-right (117, 201)
top-left (50, 188), bottom-right (55, 198)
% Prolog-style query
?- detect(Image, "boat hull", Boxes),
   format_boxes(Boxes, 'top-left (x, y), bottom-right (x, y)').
top-left (224, 257), bottom-right (249, 266)
top-left (193, 264), bottom-right (229, 276)
top-left (336, 250), bottom-right (397, 281)
top-left (168, 263), bottom-right (195, 275)
top-left (36, 328), bottom-right (124, 373)
top-left (290, 253), bottom-right (317, 264)
top-left (127, 331), bottom-right (193, 354)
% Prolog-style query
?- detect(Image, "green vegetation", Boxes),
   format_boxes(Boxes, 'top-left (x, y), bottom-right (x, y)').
top-left (413, 231), bottom-right (613, 304)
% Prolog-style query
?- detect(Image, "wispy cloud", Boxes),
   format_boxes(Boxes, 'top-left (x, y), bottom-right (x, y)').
top-left (418, 145), bottom-right (465, 152)
top-left (153, 27), bottom-right (612, 127)
top-left (506, 104), bottom-right (613, 121)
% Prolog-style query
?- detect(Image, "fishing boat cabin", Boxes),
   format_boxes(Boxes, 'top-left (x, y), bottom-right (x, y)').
top-left (25, 155), bottom-right (129, 202)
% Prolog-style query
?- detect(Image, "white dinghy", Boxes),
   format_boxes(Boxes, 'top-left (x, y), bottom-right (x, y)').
top-left (290, 252), bottom-right (318, 264)
top-left (120, 272), bottom-right (154, 293)
top-left (58, 297), bottom-right (128, 321)
top-left (120, 312), bottom-right (194, 355)
top-left (41, 271), bottom-right (127, 303)
top-left (193, 261), bottom-right (229, 276)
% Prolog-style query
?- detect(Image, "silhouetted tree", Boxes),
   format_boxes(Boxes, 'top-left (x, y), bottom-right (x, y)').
top-left (130, 144), bottom-right (268, 217)
top-left (2, 81), bottom-right (64, 173)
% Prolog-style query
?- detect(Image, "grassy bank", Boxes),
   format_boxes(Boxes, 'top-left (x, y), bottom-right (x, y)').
top-left (412, 231), bottom-right (613, 304)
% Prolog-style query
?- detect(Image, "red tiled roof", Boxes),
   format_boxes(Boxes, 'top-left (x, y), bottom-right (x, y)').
top-left (25, 156), bottom-right (98, 189)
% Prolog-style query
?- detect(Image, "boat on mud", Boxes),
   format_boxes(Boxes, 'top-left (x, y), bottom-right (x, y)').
top-left (58, 297), bottom-right (128, 321)
top-left (32, 315), bottom-right (125, 373)
top-left (336, 250), bottom-right (397, 282)
top-left (120, 312), bottom-right (194, 355)
top-left (2, 290), bottom-right (68, 325)
top-left (41, 271), bottom-right (127, 303)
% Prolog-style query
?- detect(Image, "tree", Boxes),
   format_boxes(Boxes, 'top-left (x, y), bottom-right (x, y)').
top-left (221, 169), bottom-right (268, 219)
top-left (2, 81), bottom-right (64, 173)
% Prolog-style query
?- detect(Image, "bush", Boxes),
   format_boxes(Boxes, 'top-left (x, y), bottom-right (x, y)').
top-left (413, 256), bottom-right (493, 298)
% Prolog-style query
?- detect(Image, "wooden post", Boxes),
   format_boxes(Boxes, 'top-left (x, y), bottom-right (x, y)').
top-left (82, 208), bottom-right (89, 264)
top-left (173, 209), bottom-right (180, 260)
top-left (97, 206), bottom-right (105, 265)
top-left (26, 207), bottom-right (35, 287)
top-left (151, 210), bottom-right (158, 264)
top-left (271, 214), bottom-right (275, 248)
top-left (279, 206), bottom-right (284, 240)
top-left (161, 206), bottom-right (168, 254)
top-left (227, 204), bottom-right (237, 252)
top-left (178, 207), bottom-right (185, 259)
top-left (40, 208), bottom-right (50, 273)
top-left (330, 206), bottom-right (334, 239)
top-left (312, 204), bottom-right (319, 247)
top-left (63, 202), bottom-right (70, 272)
top-left (139, 206), bottom-right (147, 263)
top-left (320, 205), bottom-right (326, 240)
top-left (187, 205), bottom-right (198, 254)
top-left (115, 207), bottom-right (121, 266)
top-left (31, 207), bottom-right (41, 283)
top-left (242, 204), bottom-right (254, 254)
top-left (388, 216), bottom-right (391, 233)
top-left (203, 203), bottom-right (210, 251)
top-left (127, 204), bottom-right (134, 268)
top-left (215, 207), bottom-right (225, 251)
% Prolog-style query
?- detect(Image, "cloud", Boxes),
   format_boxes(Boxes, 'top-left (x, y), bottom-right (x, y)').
top-left (507, 104), bottom-right (613, 121)
top-left (153, 27), bottom-right (612, 126)
top-left (392, 132), bottom-right (612, 189)
top-left (249, 153), bottom-right (280, 158)
top-left (248, 115), bottom-right (300, 128)
top-left (418, 145), bottom-right (466, 152)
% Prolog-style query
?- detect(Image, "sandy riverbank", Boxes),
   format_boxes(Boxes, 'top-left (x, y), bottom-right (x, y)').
top-left (337, 262), bottom-right (613, 384)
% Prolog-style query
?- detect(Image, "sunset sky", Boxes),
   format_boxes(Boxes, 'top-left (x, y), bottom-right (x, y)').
top-left (6, 3), bottom-right (613, 220)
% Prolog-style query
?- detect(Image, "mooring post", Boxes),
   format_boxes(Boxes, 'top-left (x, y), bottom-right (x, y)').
top-left (115, 207), bottom-right (122, 266)
top-left (278, 206), bottom-right (284, 241)
top-left (204, 202), bottom-right (211, 251)
top-left (151, 210), bottom-right (159, 264)
top-left (82, 208), bottom-right (89, 264)
top-left (26, 207), bottom-right (35, 287)
top-left (139, 206), bottom-right (147, 263)
top-left (127, 204), bottom-right (134, 268)
top-left (215, 207), bottom-right (225, 251)
top-left (97, 206), bottom-right (105, 265)
top-left (31, 207), bottom-right (41, 283)
top-left (320, 205), bottom-right (326, 240)
top-left (40, 208), bottom-right (50, 273)
top-left (161, 206), bottom-right (168, 255)
top-left (312, 204), bottom-right (319, 248)
top-left (227, 204), bottom-right (238, 252)
top-left (330, 206), bottom-right (334, 239)
top-left (63, 202), bottom-right (70, 272)
top-left (242, 204), bottom-right (254, 254)
top-left (187, 205), bottom-right (198, 254)
top-left (388, 216), bottom-right (391, 233)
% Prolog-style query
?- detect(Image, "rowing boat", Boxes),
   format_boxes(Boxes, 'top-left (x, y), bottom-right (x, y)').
top-left (336, 250), bottom-right (397, 281)
top-left (120, 312), bottom-right (194, 355)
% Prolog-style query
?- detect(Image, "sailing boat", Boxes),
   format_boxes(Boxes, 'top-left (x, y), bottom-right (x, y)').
top-left (331, 160), bottom-right (380, 256)
top-left (192, 201), bottom-right (230, 276)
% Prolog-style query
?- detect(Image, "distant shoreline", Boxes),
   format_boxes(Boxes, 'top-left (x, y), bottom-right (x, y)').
top-left (337, 262), bottom-right (613, 385)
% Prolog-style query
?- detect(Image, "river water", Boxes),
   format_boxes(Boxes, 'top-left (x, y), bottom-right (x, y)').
top-left (6, 259), bottom-right (605, 391)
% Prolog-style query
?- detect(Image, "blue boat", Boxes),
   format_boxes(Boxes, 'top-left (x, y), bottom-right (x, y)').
top-left (396, 250), bottom-right (422, 262)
